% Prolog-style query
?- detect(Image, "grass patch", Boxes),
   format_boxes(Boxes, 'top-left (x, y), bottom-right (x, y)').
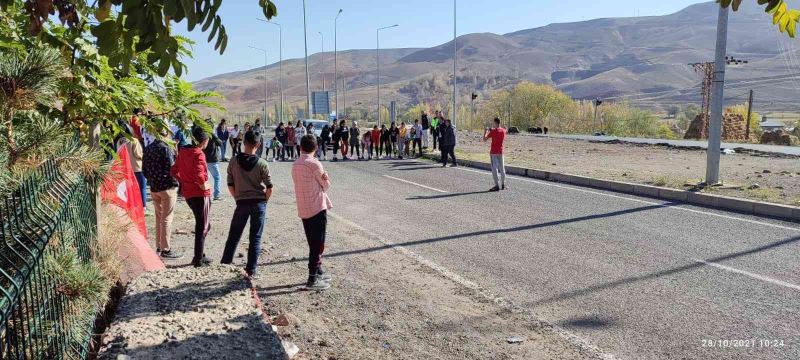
top-left (742, 187), bottom-right (782, 202)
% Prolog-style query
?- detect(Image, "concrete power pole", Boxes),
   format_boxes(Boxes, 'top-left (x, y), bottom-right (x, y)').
top-left (706, 5), bottom-right (729, 186)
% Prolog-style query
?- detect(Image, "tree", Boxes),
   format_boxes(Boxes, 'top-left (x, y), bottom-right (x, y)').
top-left (0, 48), bottom-right (63, 167)
top-left (5, 0), bottom-right (277, 76)
top-left (718, 0), bottom-right (800, 37)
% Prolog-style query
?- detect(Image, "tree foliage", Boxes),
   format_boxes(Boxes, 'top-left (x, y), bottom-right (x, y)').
top-left (719, 0), bottom-right (800, 37)
top-left (3, 0), bottom-right (277, 76)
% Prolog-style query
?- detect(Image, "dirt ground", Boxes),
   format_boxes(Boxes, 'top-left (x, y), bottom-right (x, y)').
top-left (455, 132), bottom-right (800, 206)
top-left (99, 163), bottom-right (602, 360)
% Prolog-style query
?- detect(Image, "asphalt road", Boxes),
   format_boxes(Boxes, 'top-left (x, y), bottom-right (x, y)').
top-left (265, 157), bottom-right (800, 360)
top-left (533, 133), bottom-right (800, 156)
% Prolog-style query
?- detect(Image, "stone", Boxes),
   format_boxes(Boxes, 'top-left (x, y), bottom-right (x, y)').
top-left (273, 313), bottom-right (301, 327)
top-left (282, 341), bottom-right (300, 359)
top-left (507, 336), bottom-right (525, 344)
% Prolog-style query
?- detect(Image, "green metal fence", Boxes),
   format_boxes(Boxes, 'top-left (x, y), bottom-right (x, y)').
top-left (0, 159), bottom-right (98, 359)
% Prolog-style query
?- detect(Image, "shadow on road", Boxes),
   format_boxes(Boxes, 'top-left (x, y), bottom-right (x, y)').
top-left (529, 234), bottom-right (800, 307)
top-left (406, 190), bottom-right (490, 201)
top-left (558, 315), bottom-right (618, 329)
top-left (265, 202), bottom-right (674, 267)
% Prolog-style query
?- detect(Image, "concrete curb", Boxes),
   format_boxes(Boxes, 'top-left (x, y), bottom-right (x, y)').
top-left (423, 154), bottom-right (800, 222)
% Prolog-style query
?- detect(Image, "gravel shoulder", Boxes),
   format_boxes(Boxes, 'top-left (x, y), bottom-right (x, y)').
top-left (455, 132), bottom-right (800, 206)
top-left (100, 161), bottom-right (598, 360)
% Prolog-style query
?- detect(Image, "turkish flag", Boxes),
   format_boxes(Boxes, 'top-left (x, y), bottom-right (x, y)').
top-left (101, 146), bottom-right (147, 237)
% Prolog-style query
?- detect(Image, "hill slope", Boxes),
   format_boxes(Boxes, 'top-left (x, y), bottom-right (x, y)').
top-left (194, 1), bottom-right (800, 116)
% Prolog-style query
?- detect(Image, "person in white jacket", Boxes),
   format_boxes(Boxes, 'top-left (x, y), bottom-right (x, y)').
top-left (294, 122), bottom-right (307, 157)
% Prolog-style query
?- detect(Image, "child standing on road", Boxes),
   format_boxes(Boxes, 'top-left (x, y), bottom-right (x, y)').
top-left (292, 135), bottom-right (333, 290)
top-left (362, 132), bottom-right (372, 160)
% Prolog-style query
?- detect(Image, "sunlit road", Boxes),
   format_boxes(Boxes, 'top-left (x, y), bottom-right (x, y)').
top-left (266, 157), bottom-right (800, 360)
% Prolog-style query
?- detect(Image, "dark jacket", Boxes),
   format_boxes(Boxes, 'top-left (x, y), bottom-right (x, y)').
top-left (171, 146), bottom-right (210, 198)
top-left (339, 126), bottom-right (350, 142)
top-left (421, 114), bottom-right (430, 130)
top-left (228, 153), bottom-right (273, 204)
top-left (275, 127), bottom-right (287, 143)
top-left (142, 140), bottom-right (179, 193)
top-left (203, 133), bottom-right (222, 163)
top-left (441, 123), bottom-right (457, 147)
top-left (349, 127), bottom-right (360, 144)
top-left (438, 122), bottom-right (448, 141)
top-left (216, 125), bottom-right (230, 142)
top-left (321, 126), bottom-right (331, 142)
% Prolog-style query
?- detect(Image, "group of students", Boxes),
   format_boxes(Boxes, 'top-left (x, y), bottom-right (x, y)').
top-left (120, 116), bottom-right (334, 290)
top-left (312, 111), bottom-right (458, 166)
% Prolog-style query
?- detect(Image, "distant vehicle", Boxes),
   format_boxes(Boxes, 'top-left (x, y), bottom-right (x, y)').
top-left (301, 119), bottom-right (330, 138)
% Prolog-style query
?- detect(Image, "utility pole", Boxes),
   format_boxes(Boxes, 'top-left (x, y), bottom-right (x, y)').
top-left (706, 5), bottom-right (729, 186)
top-left (593, 98), bottom-right (603, 134)
top-left (302, 0), bottom-right (311, 119)
top-left (335, 9), bottom-right (343, 120)
top-left (318, 31), bottom-right (325, 92)
top-left (377, 24), bottom-right (398, 126)
top-left (256, 19), bottom-right (283, 123)
top-left (745, 89), bottom-right (754, 140)
top-left (453, 0), bottom-right (458, 127)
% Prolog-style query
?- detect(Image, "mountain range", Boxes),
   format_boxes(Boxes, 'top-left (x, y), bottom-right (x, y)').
top-left (193, 1), bottom-right (800, 118)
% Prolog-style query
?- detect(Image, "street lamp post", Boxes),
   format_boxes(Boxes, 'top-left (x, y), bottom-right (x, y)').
top-left (377, 24), bottom-right (398, 126)
top-left (706, 5), bottom-right (729, 186)
top-left (256, 19), bottom-right (283, 124)
top-left (335, 9), bottom-right (343, 120)
top-left (248, 46), bottom-right (268, 123)
top-left (318, 31), bottom-right (325, 92)
top-left (453, 0), bottom-right (458, 127)
top-left (302, 0), bottom-right (311, 119)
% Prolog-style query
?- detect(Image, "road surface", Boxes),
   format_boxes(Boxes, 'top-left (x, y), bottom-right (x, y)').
top-left (265, 157), bottom-right (800, 360)
top-left (533, 133), bottom-right (800, 156)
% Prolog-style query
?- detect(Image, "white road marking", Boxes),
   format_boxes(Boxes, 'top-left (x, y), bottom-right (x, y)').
top-left (383, 175), bottom-right (448, 193)
top-left (327, 211), bottom-right (615, 360)
top-left (693, 258), bottom-right (800, 291)
top-left (452, 165), bottom-right (800, 232)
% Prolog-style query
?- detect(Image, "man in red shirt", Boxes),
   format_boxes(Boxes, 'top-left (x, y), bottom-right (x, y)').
top-left (483, 117), bottom-right (507, 192)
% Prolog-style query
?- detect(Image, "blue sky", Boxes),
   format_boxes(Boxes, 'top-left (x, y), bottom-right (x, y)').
top-left (177, 0), bottom-right (702, 81)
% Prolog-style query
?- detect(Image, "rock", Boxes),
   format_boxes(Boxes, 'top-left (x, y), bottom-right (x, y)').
top-left (507, 336), bottom-right (525, 344)
top-left (116, 355), bottom-right (131, 360)
top-left (273, 313), bottom-right (300, 327)
top-left (282, 341), bottom-right (300, 359)
top-left (748, 184), bottom-right (761, 190)
top-left (763, 170), bottom-right (772, 174)
top-left (175, 229), bottom-right (189, 235)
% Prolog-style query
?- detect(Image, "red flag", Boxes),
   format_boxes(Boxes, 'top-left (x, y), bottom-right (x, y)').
top-left (101, 146), bottom-right (147, 238)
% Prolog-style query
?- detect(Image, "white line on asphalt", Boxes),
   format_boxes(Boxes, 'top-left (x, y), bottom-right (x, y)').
top-left (452, 165), bottom-right (800, 232)
top-left (693, 259), bottom-right (800, 291)
top-left (327, 211), bottom-right (615, 360)
top-left (383, 175), bottom-right (448, 193)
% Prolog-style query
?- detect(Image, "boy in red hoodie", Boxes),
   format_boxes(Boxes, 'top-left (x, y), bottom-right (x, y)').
top-left (171, 126), bottom-right (213, 267)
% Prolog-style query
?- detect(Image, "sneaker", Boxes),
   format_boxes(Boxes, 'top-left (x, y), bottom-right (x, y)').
top-left (449, 164), bottom-right (458, 168)
top-left (489, 186), bottom-right (500, 192)
top-left (213, 196), bottom-right (221, 201)
top-left (160, 250), bottom-right (185, 260)
top-left (192, 257), bottom-right (212, 268)
top-left (316, 268), bottom-right (332, 281)
top-left (305, 276), bottom-right (331, 290)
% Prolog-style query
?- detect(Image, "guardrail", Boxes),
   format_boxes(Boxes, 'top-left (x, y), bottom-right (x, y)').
top-left (0, 159), bottom-right (98, 359)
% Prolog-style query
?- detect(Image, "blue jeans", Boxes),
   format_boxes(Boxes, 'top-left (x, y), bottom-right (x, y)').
top-left (134, 171), bottom-right (147, 207)
top-left (207, 162), bottom-right (221, 199)
top-left (221, 201), bottom-right (267, 275)
top-left (220, 141), bottom-right (228, 160)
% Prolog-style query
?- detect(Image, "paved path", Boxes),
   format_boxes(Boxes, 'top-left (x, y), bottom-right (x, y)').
top-left (280, 157), bottom-right (800, 360)
top-left (533, 134), bottom-right (800, 156)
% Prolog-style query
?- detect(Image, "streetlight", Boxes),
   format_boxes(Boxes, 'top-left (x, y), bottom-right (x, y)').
top-left (256, 18), bottom-right (283, 124)
top-left (302, 0), bottom-right (311, 119)
top-left (377, 24), bottom-right (398, 126)
top-left (318, 31), bottom-right (325, 91)
top-left (453, 0), bottom-right (458, 127)
top-left (335, 9), bottom-right (343, 120)
top-left (248, 46), bottom-right (268, 123)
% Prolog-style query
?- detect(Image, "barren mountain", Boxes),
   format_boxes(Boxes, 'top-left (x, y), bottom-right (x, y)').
top-left (194, 1), bottom-right (800, 117)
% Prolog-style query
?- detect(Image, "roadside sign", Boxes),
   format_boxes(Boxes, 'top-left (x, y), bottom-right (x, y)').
top-left (312, 91), bottom-right (330, 115)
